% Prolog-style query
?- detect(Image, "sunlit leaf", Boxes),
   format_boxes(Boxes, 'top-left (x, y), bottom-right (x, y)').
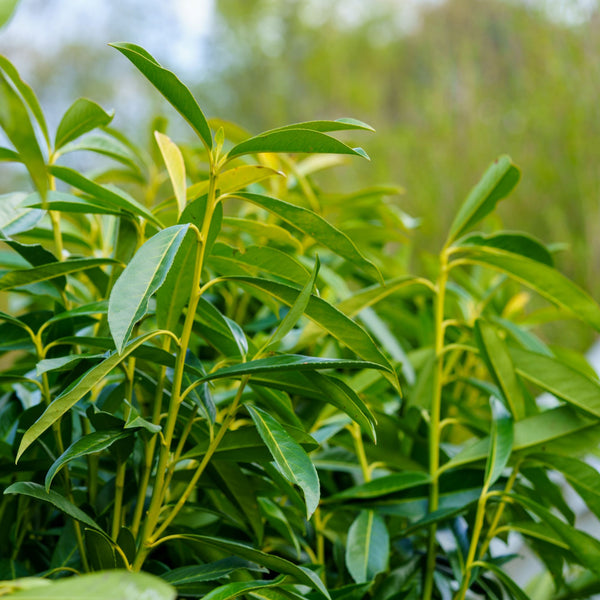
top-left (54, 97), bottom-right (113, 149)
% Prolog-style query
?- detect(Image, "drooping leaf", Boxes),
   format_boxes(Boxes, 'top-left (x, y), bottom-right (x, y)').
top-left (161, 557), bottom-right (264, 588)
top-left (0, 71), bottom-right (47, 199)
top-left (3, 482), bottom-right (102, 532)
top-left (459, 231), bottom-right (553, 266)
top-left (36, 353), bottom-right (104, 375)
top-left (474, 319), bottom-right (526, 420)
top-left (110, 42), bottom-right (212, 149)
top-left (200, 575), bottom-right (286, 600)
top-left (17, 331), bottom-right (167, 460)
top-left (45, 429), bottom-right (132, 491)
top-left (174, 535), bottom-right (330, 599)
top-left (509, 346), bottom-right (600, 418)
top-left (0, 257), bottom-right (117, 291)
top-left (155, 131), bottom-right (186, 216)
top-left (327, 472), bottom-right (430, 502)
top-left (474, 562), bottom-right (531, 600)
top-left (247, 404), bottom-right (320, 518)
top-left (54, 97), bottom-right (113, 149)
top-left (345, 510), bottom-right (389, 583)
top-left (0, 192), bottom-right (43, 235)
top-left (454, 245), bottom-right (600, 332)
top-left (24, 191), bottom-right (124, 216)
top-left (49, 165), bottom-right (162, 227)
top-left (227, 128), bottom-right (368, 161)
top-left (232, 192), bottom-right (381, 282)
top-left (109, 224), bottom-right (190, 352)
top-left (483, 397), bottom-right (513, 489)
top-left (267, 117), bottom-right (374, 133)
top-left (4, 570), bottom-right (176, 599)
top-left (446, 155), bottom-right (520, 244)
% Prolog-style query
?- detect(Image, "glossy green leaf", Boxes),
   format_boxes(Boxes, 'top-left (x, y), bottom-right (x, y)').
top-left (227, 128), bottom-right (368, 161)
top-left (268, 117), bottom-right (374, 133)
top-left (162, 557), bottom-right (263, 587)
top-left (54, 97), bottom-right (113, 149)
top-left (17, 331), bottom-right (166, 460)
top-left (0, 71), bottom-right (47, 199)
top-left (49, 165), bottom-right (162, 227)
top-left (327, 472), bottom-right (429, 502)
top-left (474, 562), bottom-right (531, 600)
top-left (176, 535), bottom-right (330, 599)
top-left (483, 397), bottom-right (513, 488)
top-left (3, 482), bottom-right (102, 532)
top-left (232, 192), bottom-right (381, 282)
top-left (36, 353), bottom-right (104, 375)
top-left (258, 497), bottom-right (300, 556)
top-left (201, 575), bottom-right (286, 600)
top-left (0, 257), bottom-right (117, 291)
top-left (224, 277), bottom-right (394, 374)
top-left (4, 570), bottom-right (176, 599)
top-left (0, 146), bottom-right (19, 161)
top-left (155, 131), bottom-right (186, 215)
top-left (345, 510), bottom-right (389, 583)
top-left (474, 319), bottom-right (526, 420)
top-left (110, 42), bottom-right (212, 149)
top-left (42, 300), bottom-right (107, 326)
top-left (24, 191), bottom-right (123, 216)
top-left (446, 155), bottom-right (520, 243)
top-left (507, 521), bottom-right (570, 550)
top-left (455, 245), bottom-right (600, 332)
top-left (0, 54), bottom-right (49, 146)
top-left (109, 224), bottom-right (190, 352)
top-left (221, 216), bottom-right (302, 251)
top-left (509, 346), bottom-right (600, 417)
top-left (188, 165), bottom-right (284, 198)
top-left (200, 355), bottom-right (386, 383)
top-left (0, 192), bottom-right (43, 235)
top-left (459, 231), bottom-right (553, 266)
top-left (45, 429), bottom-right (131, 491)
top-left (247, 404), bottom-right (320, 518)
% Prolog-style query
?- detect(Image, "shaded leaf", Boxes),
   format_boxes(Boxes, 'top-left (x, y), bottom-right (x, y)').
top-left (55, 97), bottom-right (113, 149)
top-left (327, 472), bottom-right (429, 502)
top-left (483, 397), bottom-right (513, 489)
top-left (460, 231), bottom-right (553, 266)
top-left (201, 575), bottom-right (286, 600)
top-left (346, 510), bottom-right (389, 583)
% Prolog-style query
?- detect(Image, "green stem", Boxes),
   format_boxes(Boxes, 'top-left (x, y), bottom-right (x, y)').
top-left (351, 422), bottom-right (371, 483)
top-left (423, 249), bottom-right (449, 600)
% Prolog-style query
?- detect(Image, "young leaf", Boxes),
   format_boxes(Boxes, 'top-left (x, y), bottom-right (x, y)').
top-left (45, 430), bottom-right (132, 491)
top-left (4, 482), bottom-right (103, 532)
top-left (483, 397), bottom-right (513, 489)
top-left (188, 164), bottom-right (284, 198)
top-left (446, 155), bottom-right (520, 244)
top-left (17, 331), bottom-right (166, 460)
top-left (247, 404), bottom-right (320, 519)
top-left (154, 131), bottom-right (186, 216)
top-left (227, 128), bottom-right (369, 161)
top-left (474, 319), bottom-right (526, 420)
top-left (231, 192), bottom-right (381, 282)
top-left (110, 42), bottom-right (213, 150)
top-left (54, 97), bottom-right (113, 150)
top-left (454, 245), bottom-right (600, 332)
top-left (0, 71), bottom-right (48, 199)
top-left (109, 224), bottom-right (190, 352)
top-left (509, 346), bottom-right (600, 418)
top-left (345, 510), bottom-right (390, 583)
top-left (49, 164), bottom-right (161, 226)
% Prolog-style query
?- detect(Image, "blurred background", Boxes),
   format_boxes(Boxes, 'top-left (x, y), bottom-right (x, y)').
top-left (1, 0), bottom-right (599, 345)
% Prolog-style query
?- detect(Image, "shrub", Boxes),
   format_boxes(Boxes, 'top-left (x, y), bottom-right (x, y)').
top-left (1, 42), bottom-right (600, 600)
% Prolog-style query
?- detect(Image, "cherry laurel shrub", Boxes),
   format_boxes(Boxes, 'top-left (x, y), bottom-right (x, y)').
top-left (1, 43), bottom-right (600, 600)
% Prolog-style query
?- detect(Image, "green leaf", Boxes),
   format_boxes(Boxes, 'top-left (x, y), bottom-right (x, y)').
top-left (3, 482), bottom-right (102, 532)
top-left (188, 165), bottom-right (284, 198)
top-left (17, 331), bottom-right (166, 460)
top-left (162, 557), bottom-right (264, 587)
top-left (509, 346), bottom-right (600, 418)
top-left (0, 257), bottom-right (118, 291)
top-left (227, 128), bottom-right (369, 161)
top-left (326, 472), bottom-right (429, 502)
top-left (4, 570), bottom-right (176, 599)
top-left (155, 131), bottom-right (186, 216)
top-left (459, 231), bottom-right (553, 266)
top-left (345, 510), bottom-right (389, 583)
top-left (109, 224), bottom-right (190, 352)
top-left (24, 191), bottom-right (124, 216)
top-left (474, 319), bottom-right (526, 420)
top-left (179, 194), bottom-right (222, 256)
top-left (0, 0), bottom-right (20, 29)
top-left (200, 355), bottom-right (386, 383)
top-left (258, 497), bottom-right (300, 556)
top-left (0, 192), bottom-right (43, 235)
top-left (201, 575), bottom-right (286, 600)
top-left (175, 535), bottom-right (330, 599)
top-left (232, 192), bottom-right (381, 282)
top-left (247, 404), bottom-right (320, 519)
top-left (474, 562), bottom-right (531, 600)
top-left (446, 155), bottom-right (520, 244)
top-left (0, 71), bottom-right (47, 199)
top-left (483, 397), bottom-right (513, 489)
top-left (0, 54), bottom-right (49, 146)
top-left (224, 277), bottom-right (394, 375)
top-left (268, 117), bottom-right (374, 133)
top-left (49, 165), bottom-right (162, 227)
top-left (110, 42), bottom-right (212, 150)
top-left (54, 97), bottom-right (113, 150)
top-left (45, 429), bottom-right (132, 491)
top-left (454, 245), bottom-right (600, 332)
top-left (36, 353), bottom-right (104, 375)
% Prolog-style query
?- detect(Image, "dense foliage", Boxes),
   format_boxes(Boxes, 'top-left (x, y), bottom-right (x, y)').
top-left (2, 41), bottom-right (600, 600)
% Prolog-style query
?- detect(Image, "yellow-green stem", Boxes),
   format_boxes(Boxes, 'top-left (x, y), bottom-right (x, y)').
top-left (351, 423), bottom-right (371, 483)
top-left (423, 249), bottom-right (449, 600)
